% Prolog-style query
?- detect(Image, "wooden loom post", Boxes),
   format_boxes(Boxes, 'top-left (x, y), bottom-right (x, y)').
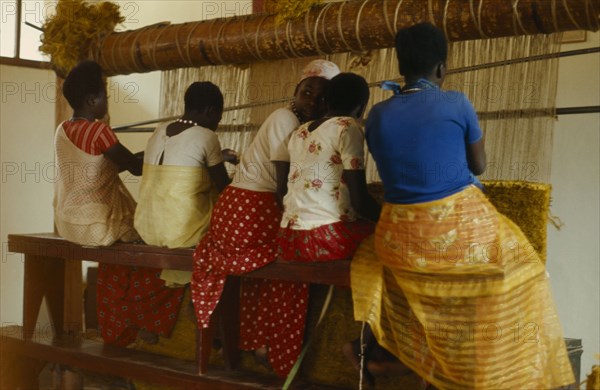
top-left (92, 0), bottom-right (599, 76)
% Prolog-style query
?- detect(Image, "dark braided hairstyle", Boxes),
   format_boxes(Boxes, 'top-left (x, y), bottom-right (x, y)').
top-left (184, 81), bottom-right (224, 113)
top-left (326, 72), bottom-right (370, 113)
top-left (395, 23), bottom-right (448, 78)
top-left (62, 60), bottom-right (105, 110)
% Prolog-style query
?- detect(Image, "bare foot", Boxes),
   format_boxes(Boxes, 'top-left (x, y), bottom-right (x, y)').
top-left (254, 347), bottom-right (270, 368)
top-left (137, 329), bottom-right (159, 344)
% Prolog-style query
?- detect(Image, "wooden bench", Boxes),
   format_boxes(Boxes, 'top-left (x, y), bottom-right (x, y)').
top-left (2, 233), bottom-right (350, 389)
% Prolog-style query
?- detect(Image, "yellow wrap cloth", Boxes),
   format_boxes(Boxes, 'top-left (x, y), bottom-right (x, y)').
top-left (351, 185), bottom-right (574, 389)
top-left (134, 163), bottom-right (218, 285)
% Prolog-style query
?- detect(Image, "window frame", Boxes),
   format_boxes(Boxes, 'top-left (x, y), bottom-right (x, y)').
top-left (0, 0), bottom-right (51, 69)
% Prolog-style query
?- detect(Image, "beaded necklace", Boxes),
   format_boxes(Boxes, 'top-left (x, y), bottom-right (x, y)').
top-left (176, 118), bottom-right (199, 127)
top-left (290, 101), bottom-right (305, 123)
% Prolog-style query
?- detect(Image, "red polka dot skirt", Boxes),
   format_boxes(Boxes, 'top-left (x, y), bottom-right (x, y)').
top-left (192, 187), bottom-right (374, 377)
top-left (239, 278), bottom-right (309, 376)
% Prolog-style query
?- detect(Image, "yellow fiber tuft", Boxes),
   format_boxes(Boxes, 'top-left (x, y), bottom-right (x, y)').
top-left (40, 0), bottom-right (123, 77)
top-left (586, 364), bottom-right (600, 390)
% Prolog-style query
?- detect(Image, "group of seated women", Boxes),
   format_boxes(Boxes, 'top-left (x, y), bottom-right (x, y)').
top-left (53, 23), bottom-right (574, 390)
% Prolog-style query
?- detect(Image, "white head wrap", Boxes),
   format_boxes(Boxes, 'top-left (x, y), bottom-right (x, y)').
top-left (300, 59), bottom-right (340, 81)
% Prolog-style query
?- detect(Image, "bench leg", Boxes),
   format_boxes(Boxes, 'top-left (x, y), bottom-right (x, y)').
top-left (196, 323), bottom-right (217, 374)
top-left (219, 276), bottom-right (240, 371)
top-left (62, 259), bottom-right (83, 336)
top-left (23, 255), bottom-right (82, 339)
top-left (23, 255), bottom-right (63, 338)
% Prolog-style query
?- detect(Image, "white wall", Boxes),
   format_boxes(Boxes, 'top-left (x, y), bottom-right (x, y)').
top-left (547, 31), bottom-right (600, 376)
top-left (0, 65), bottom-right (56, 324)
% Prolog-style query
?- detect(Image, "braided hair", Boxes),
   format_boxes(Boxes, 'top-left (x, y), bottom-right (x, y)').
top-left (62, 60), bottom-right (105, 110)
top-left (326, 72), bottom-right (370, 113)
top-left (395, 23), bottom-right (448, 78)
top-left (184, 81), bottom-right (224, 114)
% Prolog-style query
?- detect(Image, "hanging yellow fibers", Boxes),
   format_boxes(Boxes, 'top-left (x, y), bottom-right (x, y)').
top-left (40, 0), bottom-right (123, 77)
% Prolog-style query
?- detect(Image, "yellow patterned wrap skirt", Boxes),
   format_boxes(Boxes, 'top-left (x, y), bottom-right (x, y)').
top-left (351, 185), bottom-right (574, 389)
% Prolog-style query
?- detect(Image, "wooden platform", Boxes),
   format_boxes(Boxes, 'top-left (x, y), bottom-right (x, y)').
top-left (2, 233), bottom-right (352, 389)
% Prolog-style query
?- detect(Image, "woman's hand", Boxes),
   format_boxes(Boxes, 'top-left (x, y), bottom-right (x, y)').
top-left (221, 149), bottom-right (240, 165)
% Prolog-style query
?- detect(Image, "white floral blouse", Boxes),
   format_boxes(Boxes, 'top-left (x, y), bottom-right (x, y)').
top-left (280, 117), bottom-right (365, 230)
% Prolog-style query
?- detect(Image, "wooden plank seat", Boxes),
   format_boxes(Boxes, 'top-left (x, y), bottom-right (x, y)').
top-left (3, 233), bottom-right (351, 388)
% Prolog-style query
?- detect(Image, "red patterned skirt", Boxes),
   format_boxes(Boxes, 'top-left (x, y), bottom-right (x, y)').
top-left (191, 185), bottom-right (281, 323)
top-left (96, 264), bottom-right (184, 347)
top-left (239, 278), bottom-right (309, 376)
top-left (242, 220), bottom-right (374, 376)
top-left (192, 187), bottom-right (374, 377)
top-left (277, 220), bottom-right (375, 261)
top-left (192, 186), bottom-right (313, 376)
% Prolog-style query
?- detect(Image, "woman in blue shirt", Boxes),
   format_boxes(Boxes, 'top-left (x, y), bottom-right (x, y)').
top-left (348, 23), bottom-right (574, 390)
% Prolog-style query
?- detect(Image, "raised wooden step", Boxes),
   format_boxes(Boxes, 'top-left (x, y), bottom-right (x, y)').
top-left (0, 326), bottom-right (344, 390)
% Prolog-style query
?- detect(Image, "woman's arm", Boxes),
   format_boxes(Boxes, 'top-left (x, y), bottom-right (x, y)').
top-left (343, 169), bottom-right (381, 222)
top-left (462, 95), bottom-right (487, 176)
top-left (207, 162), bottom-right (231, 193)
top-left (466, 138), bottom-right (486, 176)
top-left (103, 143), bottom-right (144, 176)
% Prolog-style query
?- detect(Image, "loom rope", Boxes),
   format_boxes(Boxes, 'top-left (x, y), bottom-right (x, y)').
top-left (214, 17), bottom-right (231, 65)
top-left (275, 16), bottom-right (292, 59)
top-left (285, 21), bottom-right (301, 58)
top-left (240, 17), bottom-right (256, 61)
top-left (563, 0), bottom-right (584, 30)
top-left (512, 0), bottom-right (530, 35)
top-left (442, 0), bottom-right (451, 40)
top-left (355, 0), bottom-right (370, 53)
top-left (392, 0), bottom-right (404, 37)
top-left (174, 23), bottom-right (192, 67)
top-left (469, 0), bottom-right (489, 38)
top-left (336, 2), bottom-right (353, 54)
top-left (150, 26), bottom-right (168, 71)
top-left (184, 22), bottom-right (202, 67)
top-left (254, 15), bottom-right (270, 62)
top-left (382, 0), bottom-right (394, 38)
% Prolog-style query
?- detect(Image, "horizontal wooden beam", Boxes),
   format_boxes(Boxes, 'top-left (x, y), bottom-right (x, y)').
top-left (93, 0), bottom-right (599, 76)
